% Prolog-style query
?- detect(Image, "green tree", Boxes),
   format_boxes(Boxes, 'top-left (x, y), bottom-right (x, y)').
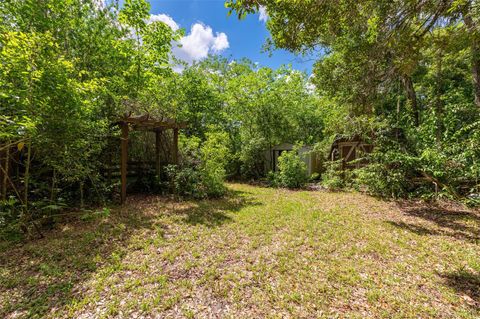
top-left (226, 0), bottom-right (480, 200)
top-left (0, 0), bottom-right (181, 235)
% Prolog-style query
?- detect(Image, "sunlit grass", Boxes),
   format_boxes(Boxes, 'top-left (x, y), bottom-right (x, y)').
top-left (1, 184), bottom-right (479, 318)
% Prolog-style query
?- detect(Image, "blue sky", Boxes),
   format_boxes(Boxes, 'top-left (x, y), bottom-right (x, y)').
top-left (147, 0), bottom-right (315, 72)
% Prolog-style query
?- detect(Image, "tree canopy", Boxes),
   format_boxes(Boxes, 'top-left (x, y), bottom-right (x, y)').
top-left (226, 0), bottom-right (480, 199)
top-left (1, 0), bottom-right (479, 240)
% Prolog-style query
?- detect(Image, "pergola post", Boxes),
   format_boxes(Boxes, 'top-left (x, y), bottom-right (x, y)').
top-left (120, 122), bottom-right (129, 204)
top-left (173, 128), bottom-right (179, 165)
top-left (155, 130), bottom-right (161, 176)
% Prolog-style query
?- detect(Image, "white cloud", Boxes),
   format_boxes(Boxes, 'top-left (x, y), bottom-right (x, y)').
top-left (173, 23), bottom-right (229, 65)
top-left (148, 14), bottom-right (179, 31)
top-left (213, 32), bottom-right (229, 52)
top-left (259, 6), bottom-right (268, 22)
top-left (146, 14), bottom-right (229, 71)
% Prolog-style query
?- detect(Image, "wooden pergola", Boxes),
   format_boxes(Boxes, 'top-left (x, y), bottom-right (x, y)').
top-left (116, 115), bottom-right (187, 204)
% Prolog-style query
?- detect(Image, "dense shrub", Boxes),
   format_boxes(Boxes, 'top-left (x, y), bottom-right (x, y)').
top-left (355, 162), bottom-right (410, 199)
top-left (239, 136), bottom-right (268, 179)
top-left (200, 132), bottom-right (230, 197)
top-left (167, 132), bottom-right (230, 199)
top-left (0, 197), bottom-right (22, 241)
top-left (166, 165), bottom-right (205, 199)
top-left (351, 122), bottom-right (480, 202)
top-left (272, 145), bottom-right (308, 189)
top-left (321, 160), bottom-right (348, 190)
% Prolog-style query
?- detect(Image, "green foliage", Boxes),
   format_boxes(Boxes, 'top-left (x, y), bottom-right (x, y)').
top-left (165, 136), bottom-right (203, 198)
top-left (239, 137), bottom-right (268, 179)
top-left (355, 164), bottom-right (410, 199)
top-left (179, 57), bottom-right (324, 179)
top-left (272, 144), bottom-right (308, 189)
top-left (119, 0), bottom-right (150, 31)
top-left (228, 0), bottom-right (480, 202)
top-left (309, 172), bottom-right (320, 182)
top-left (166, 165), bottom-right (204, 199)
top-left (200, 132), bottom-right (230, 197)
top-left (167, 133), bottom-right (230, 199)
top-left (0, 197), bottom-right (22, 241)
top-left (0, 0), bottom-right (183, 234)
top-left (321, 161), bottom-right (348, 191)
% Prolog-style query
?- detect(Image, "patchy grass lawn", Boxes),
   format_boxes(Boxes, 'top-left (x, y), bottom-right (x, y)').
top-left (1, 184), bottom-right (479, 318)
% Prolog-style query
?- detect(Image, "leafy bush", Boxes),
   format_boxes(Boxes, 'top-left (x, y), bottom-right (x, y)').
top-left (239, 136), bottom-right (268, 179)
top-left (266, 170), bottom-right (278, 187)
top-left (274, 145), bottom-right (308, 189)
top-left (166, 165), bottom-right (204, 198)
top-left (321, 160), bottom-right (347, 190)
top-left (200, 132), bottom-right (230, 197)
top-left (0, 197), bottom-right (22, 241)
top-left (166, 136), bottom-right (205, 199)
top-left (167, 132), bottom-right (230, 199)
top-left (353, 146), bottom-right (419, 198)
top-left (355, 164), bottom-right (408, 199)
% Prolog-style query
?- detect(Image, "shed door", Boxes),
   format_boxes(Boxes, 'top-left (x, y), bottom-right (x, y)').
top-left (272, 150), bottom-right (285, 172)
top-left (341, 145), bottom-right (356, 162)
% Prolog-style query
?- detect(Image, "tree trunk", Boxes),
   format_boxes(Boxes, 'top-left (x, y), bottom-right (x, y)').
top-left (465, 12), bottom-right (480, 108)
top-left (472, 41), bottom-right (480, 108)
top-left (435, 38), bottom-right (444, 144)
top-left (401, 75), bottom-right (420, 126)
top-left (2, 143), bottom-right (9, 200)
top-left (173, 128), bottom-right (179, 165)
top-left (79, 181), bottom-right (84, 209)
top-left (50, 169), bottom-right (56, 202)
top-left (24, 141), bottom-right (32, 211)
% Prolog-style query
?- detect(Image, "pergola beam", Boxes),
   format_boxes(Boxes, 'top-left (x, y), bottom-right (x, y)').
top-left (117, 115), bottom-right (186, 205)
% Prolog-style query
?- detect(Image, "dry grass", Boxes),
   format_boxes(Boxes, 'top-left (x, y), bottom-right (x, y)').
top-left (1, 183), bottom-right (479, 318)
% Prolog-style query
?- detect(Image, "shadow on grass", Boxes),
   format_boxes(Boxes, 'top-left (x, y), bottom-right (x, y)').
top-left (0, 208), bottom-right (158, 319)
top-left (180, 189), bottom-right (262, 227)
top-left (387, 221), bottom-right (438, 236)
top-left (0, 189), bottom-right (258, 318)
top-left (440, 269), bottom-right (480, 311)
top-left (389, 203), bottom-right (480, 243)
